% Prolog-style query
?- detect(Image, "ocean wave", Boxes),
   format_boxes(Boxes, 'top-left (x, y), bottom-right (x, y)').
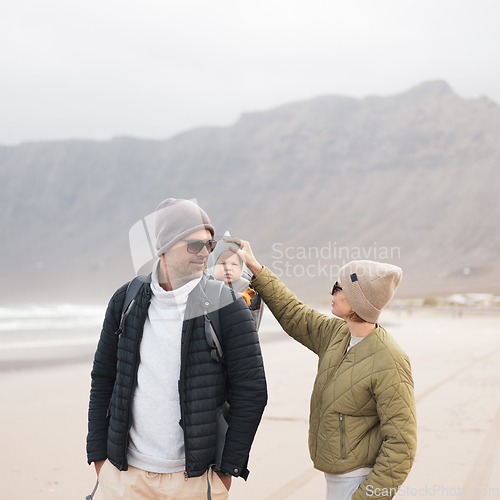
top-left (0, 336), bottom-right (99, 350)
top-left (0, 304), bottom-right (105, 331)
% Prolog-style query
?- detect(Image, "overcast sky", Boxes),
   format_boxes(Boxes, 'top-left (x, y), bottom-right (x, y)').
top-left (1, 0), bottom-right (499, 145)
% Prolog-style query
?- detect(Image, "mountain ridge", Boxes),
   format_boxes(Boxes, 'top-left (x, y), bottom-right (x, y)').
top-left (1, 80), bottom-right (499, 303)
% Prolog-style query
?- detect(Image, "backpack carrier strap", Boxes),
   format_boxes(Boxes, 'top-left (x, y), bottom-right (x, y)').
top-left (203, 279), bottom-right (224, 362)
top-left (203, 279), bottom-right (232, 493)
top-left (115, 275), bottom-right (148, 336)
top-left (114, 274), bottom-right (226, 362)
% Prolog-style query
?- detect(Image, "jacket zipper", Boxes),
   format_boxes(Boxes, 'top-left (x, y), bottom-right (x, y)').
top-left (179, 316), bottom-right (195, 478)
top-left (339, 413), bottom-right (346, 460)
top-left (318, 338), bottom-right (350, 402)
top-left (179, 281), bottom-right (211, 479)
top-left (121, 289), bottom-right (151, 469)
top-left (313, 337), bottom-right (350, 460)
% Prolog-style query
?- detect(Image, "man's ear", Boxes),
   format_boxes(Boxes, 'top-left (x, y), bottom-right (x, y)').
top-left (159, 253), bottom-right (169, 283)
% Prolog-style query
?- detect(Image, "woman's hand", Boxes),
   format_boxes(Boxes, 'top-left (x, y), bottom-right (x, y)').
top-left (223, 236), bottom-right (263, 277)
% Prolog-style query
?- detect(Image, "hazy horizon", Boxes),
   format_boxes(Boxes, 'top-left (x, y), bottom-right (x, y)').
top-left (2, 0), bottom-right (500, 145)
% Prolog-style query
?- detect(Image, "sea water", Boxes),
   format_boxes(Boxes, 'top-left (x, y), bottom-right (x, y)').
top-left (0, 301), bottom-right (326, 353)
top-left (0, 304), bottom-right (106, 350)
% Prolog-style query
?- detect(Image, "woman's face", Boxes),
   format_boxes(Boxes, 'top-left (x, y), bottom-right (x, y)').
top-left (330, 280), bottom-right (354, 319)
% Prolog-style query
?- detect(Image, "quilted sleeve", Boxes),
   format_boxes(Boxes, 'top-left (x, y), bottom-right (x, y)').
top-left (86, 285), bottom-right (126, 464)
top-left (353, 351), bottom-right (417, 500)
top-left (251, 266), bottom-right (344, 355)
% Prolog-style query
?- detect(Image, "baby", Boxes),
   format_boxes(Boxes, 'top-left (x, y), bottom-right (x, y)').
top-left (207, 232), bottom-right (264, 331)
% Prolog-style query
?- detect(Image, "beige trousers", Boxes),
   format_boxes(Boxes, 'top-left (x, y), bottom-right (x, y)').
top-left (94, 460), bottom-right (229, 500)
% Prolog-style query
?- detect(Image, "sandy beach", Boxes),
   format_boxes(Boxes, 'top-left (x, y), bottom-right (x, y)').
top-left (1, 307), bottom-right (500, 500)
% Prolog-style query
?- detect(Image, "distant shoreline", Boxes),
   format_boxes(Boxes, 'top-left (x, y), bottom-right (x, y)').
top-left (0, 328), bottom-right (289, 373)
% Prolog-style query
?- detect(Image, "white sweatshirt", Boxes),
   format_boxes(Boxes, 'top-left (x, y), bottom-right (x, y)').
top-left (127, 263), bottom-right (201, 473)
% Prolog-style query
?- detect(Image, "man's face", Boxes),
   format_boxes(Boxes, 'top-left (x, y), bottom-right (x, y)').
top-left (162, 229), bottom-right (213, 285)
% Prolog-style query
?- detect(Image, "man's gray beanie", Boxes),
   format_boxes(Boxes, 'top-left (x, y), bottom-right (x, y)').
top-left (154, 198), bottom-right (215, 256)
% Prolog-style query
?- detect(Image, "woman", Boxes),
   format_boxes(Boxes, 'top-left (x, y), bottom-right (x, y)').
top-left (224, 237), bottom-right (416, 500)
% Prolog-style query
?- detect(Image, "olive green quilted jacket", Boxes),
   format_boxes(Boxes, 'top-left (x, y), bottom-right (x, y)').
top-left (251, 268), bottom-right (417, 499)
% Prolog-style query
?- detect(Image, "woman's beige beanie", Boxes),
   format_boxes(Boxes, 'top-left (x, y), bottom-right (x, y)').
top-left (339, 260), bottom-right (402, 324)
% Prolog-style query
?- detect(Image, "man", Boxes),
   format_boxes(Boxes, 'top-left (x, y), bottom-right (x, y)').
top-left (87, 199), bottom-right (267, 500)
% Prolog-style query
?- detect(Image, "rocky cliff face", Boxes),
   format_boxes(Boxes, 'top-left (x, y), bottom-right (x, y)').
top-left (1, 80), bottom-right (499, 303)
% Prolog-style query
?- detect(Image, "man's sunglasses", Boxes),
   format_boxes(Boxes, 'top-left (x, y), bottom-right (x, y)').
top-left (331, 281), bottom-right (343, 295)
top-left (181, 239), bottom-right (217, 254)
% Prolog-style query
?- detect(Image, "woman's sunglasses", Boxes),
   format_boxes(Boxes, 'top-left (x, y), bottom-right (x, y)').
top-left (181, 239), bottom-right (217, 254)
top-left (331, 281), bottom-right (343, 295)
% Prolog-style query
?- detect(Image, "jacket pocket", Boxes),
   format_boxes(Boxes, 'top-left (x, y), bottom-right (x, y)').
top-left (215, 401), bottom-right (230, 467)
top-left (339, 414), bottom-right (346, 460)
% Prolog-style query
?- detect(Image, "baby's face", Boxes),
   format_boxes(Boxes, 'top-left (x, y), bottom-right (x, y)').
top-left (214, 251), bottom-right (243, 283)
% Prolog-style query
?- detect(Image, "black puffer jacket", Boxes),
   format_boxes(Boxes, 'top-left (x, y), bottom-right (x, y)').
top-left (87, 274), bottom-right (267, 479)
